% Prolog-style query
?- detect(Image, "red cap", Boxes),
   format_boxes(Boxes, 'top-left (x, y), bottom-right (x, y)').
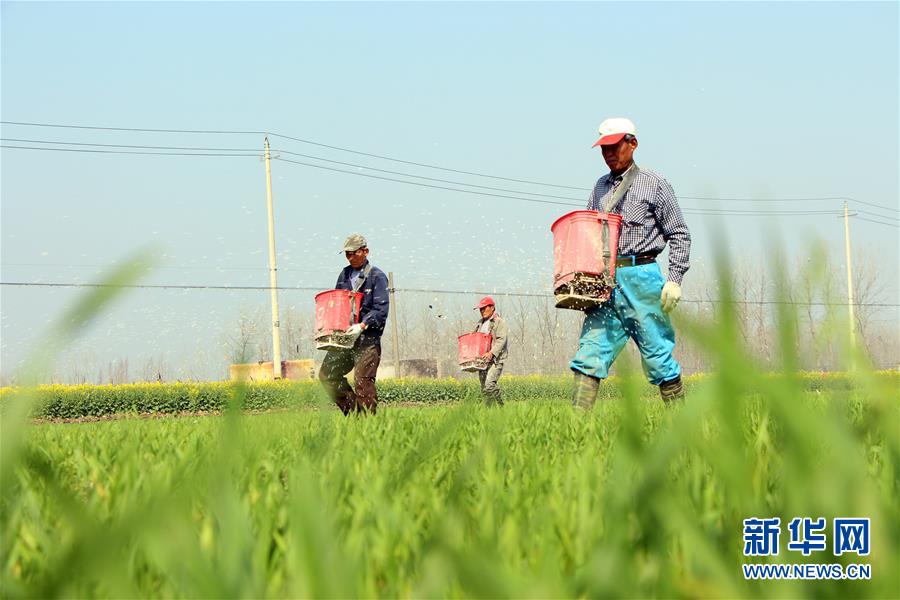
top-left (591, 133), bottom-right (627, 148)
top-left (474, 296), bottom-right (495, 309)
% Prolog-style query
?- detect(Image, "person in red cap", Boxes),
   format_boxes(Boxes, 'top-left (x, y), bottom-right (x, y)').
top-left (472, 296), bottom-right (508, 405)
top-left (570, 117), bottom-right (691, 408)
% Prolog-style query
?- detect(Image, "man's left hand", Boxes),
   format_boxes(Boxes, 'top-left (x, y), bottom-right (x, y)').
top-left (661, 281), bottom-right (682, 312)
top-left (345, 323), bottom-right (365, 338)
top-left (481, 351), bottom-right (493, 362)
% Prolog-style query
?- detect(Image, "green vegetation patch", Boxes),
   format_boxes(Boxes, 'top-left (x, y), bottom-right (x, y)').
top-left (3, 372), bottom-right (895, 420)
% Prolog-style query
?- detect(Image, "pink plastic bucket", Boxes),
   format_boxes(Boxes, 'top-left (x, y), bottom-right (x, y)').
top-left (550, 210), bottom-right (622, 287)
top-left (314, 290), bottom-right (363, 337)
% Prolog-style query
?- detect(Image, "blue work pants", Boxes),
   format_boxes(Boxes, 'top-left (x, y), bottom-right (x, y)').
top-left (570, 262), bottom-right (681, 385)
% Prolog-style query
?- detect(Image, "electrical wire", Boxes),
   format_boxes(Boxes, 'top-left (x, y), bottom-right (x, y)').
top-left (274, 155), bottom-right (854, 216)
top-left (1, 137), bottom-right (588, 202)
top-left (0, 120), bottom-right (585, 190)
top-left (0, 120), bottom-right (265, 136)
top-left (0, 141), bottom-right (875, 218)
top-left (7, 137), bottom-right (889, 213)
top-left (4, 120), bottom-right (896, 213)
top-left (855, 209), bottom-right (900, 222)
top-left (273, 155), bottom-right (582, 207)
top-left (1, 281), bottom-right (897, 308)
top-left (0, 137), bottom-right (259, 153)
top-left (0, 281), bottom-right (322, 291)
top-left (852, 216), bottom-right (900, 228)
top-left (0, 262), bottom-right (334, 273)
top-left (681, 209), bottom-right (843, 216)
top-left (0, 144), bottom-right (259, 157)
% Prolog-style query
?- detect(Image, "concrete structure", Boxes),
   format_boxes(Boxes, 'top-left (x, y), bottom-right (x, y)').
top-left (230, 359), bottom-right (315, 382)
top-left (376, 358), bottom-right (440, 379)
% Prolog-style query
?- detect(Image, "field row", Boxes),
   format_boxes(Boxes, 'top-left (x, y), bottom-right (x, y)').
top-left (2, 372), bottom-right (896, 420)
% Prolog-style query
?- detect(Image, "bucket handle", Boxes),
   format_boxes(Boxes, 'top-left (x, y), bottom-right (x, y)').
top-left (597, 215), bottom-right (611, 262)
top-left (349, 292), bottom-right (359, 326)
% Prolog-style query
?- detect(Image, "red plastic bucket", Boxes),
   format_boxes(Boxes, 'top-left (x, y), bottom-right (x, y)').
top-left (458, 332), bottom-right (492, 371)
top-left (550, 210), bottom-right (622, 287)
top-left (314, 290), bottom-right (363, 337)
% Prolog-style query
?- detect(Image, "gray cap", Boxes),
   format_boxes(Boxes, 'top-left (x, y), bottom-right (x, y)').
top-left (341, 233), bottom-right (368, 253)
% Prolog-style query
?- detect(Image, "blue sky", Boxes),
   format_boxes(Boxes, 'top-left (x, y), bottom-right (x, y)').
top-left (2, 1), bottom-right (897, 380)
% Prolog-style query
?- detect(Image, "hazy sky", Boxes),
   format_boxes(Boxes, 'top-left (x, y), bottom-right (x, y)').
top-left (2, 1), bottom-right (898, 381)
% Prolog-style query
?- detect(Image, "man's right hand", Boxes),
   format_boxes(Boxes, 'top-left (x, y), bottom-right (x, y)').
top-left (345, 323), bottom-right (364, 339)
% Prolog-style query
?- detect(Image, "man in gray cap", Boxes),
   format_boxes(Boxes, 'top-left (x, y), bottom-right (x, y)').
top-left (318, 234), bottom-right (390, 415)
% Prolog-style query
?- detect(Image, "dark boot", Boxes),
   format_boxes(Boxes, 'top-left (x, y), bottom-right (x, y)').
top-left (659, 376), bottom-right (685, 404)
top-left (572, 371), bottom-right (600, 410)
top-left (335, 392), bottom-right (356, 416)
top-left (483, 389), bottom-right (503, 407)
top-left (355, 396), bottom-right (377, 415)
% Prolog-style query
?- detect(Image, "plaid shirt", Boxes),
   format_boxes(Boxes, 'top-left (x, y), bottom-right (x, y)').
top-left (587, 164), bottom-right (691, 284)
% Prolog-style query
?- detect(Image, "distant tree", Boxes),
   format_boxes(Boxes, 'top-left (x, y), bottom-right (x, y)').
top-left (224, 309), bottom-right (262, 364)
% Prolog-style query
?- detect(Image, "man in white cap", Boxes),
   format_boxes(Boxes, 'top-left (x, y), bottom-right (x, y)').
top-left (318, 233), bottom-right (390, 415)
top-left (472, 296), bottom-right (508, 405)
top-left (570, 117), bottom-right (691, 408)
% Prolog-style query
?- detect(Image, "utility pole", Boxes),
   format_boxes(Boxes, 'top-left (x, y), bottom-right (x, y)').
top-left (843, 200), bottom-right (856, 349)
top-left (388, 271), bottom-right (401, 378)
top-left (264, 137), bottom-right (283, 379)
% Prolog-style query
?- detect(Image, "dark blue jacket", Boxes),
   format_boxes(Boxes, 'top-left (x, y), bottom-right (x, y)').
top-left (335, 261), bottom-right (389, 345)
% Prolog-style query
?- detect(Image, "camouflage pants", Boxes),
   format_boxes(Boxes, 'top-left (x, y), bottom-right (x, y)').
top-left (319, 342), bottom-right (381, 415)
top-left (478, 361), bottom-right (504, 406)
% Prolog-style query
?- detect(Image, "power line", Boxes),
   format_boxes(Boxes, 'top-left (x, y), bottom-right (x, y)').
top-left (0, 120), bottom-right (585, 190)
top-left (680, 195), bottom-right (898, 214)
top-left (267, 132), bottom-right (587, 191)
top-left (0, 120), bottom-right (265, 136)
top-left (682, 209), bottom-right (843, 216)
top-left (856, 209), bottom-right (900, 222)
top-left (0, 262), bottom-right (334, 273)
top-left (0, 281), bottom-right (322, 292)
top-left (0, 141), bottom-right (867, 217)
top-left (0, 144), bottom-right (259, 158)
top-left (1, 137), bottom-right (588, 202)
top-left (8, 137), bottom-right (891, 213)
top-left (0, 143), bottom-right (886, 220)
top-left (273, 147), bottom-right (587, 202)
top-left (274, 155), bottom-right (851, 216)
top-left (852, 215), bottom-right (900, 228)
top-left (2, 281), bottom-right (898, 308)
top-left (273, 155), bottom-right (582, 208)
top-left (5, 119), bottom-right (896, 213)
top-left (0, 137), bottom-right (260, 153)
top-left (399, 285), bottom-right (900, 307)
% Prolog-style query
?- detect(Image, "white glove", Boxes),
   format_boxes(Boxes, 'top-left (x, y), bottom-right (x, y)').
top-left (660, 281), bottom-right (682, 313)
top-left (345, 323), bottom-right (364, 339)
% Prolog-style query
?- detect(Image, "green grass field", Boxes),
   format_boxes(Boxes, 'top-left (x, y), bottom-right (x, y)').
top-left (2, 257), bottom-right (898, 598)
top-left (3, 371), bottom-right (897, 598)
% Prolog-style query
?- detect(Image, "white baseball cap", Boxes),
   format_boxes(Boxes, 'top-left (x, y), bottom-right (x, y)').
top-left (592, 117), bottom-right (637, 147)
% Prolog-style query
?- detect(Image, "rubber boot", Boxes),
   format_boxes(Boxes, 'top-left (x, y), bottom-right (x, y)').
top-left (336, 394), bottom-right (356, 416)
top-left (572, 371), bottom-right (600, 410)
top-left (659, 375), bottom-right (685, 404)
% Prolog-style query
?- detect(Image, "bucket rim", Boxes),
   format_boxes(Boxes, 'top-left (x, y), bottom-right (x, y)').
top-left (315, 289), bottom-right (364, 301)
top-left (458, 332), bottom-right (492, 342)
top-left (550, 209), bottom-right (623, 232)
